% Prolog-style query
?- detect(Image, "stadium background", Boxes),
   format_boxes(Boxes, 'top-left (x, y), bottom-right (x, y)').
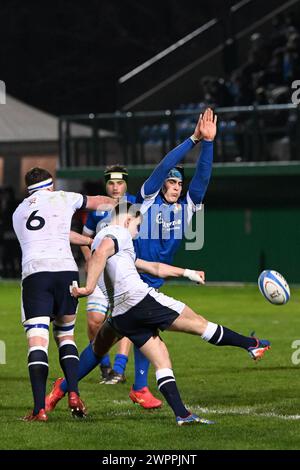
top-left (1, 0), bottom-right (300, 452)
top-left (1, 0), bottom-right (300, 283)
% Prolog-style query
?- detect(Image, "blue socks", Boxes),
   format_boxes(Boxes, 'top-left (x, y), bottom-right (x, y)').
top-left (59, 345), bottom-right (150, 394)
top-left (100, 354), bottom-right (111, 368)
top-left (113, 354), bottom-right (128, 375)
top-left (133, 346), bottom-right (150, 390)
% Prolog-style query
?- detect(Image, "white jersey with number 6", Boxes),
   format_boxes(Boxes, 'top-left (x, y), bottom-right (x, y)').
top-left (13, 190), bottom-right (84, 279)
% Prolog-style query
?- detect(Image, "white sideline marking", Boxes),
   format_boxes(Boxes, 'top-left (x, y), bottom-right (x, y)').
top-left (189, 405), bottom-right (300, 421)
top-left (112, 401), bottom-right (300, 421)
top-left (113, 400), bottom-right (300, 421)
top-left (112, 400), bottom-right (131, 405)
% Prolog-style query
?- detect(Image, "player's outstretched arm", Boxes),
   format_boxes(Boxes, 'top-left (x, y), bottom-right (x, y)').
top-left (80, 229), bottom-right (93, 271)
top-left (135, 258), bottom-right (205, 284)
top-left (188, 108), bottom-right (217, 205)
top-left (69, 230), bottom-right (93, 247)
top-left (71, 237), bottom-right (115, 298)
top-left (86, 195), bottom-right (117, 211)
top-left (141, 113), bottom-right (204, 198)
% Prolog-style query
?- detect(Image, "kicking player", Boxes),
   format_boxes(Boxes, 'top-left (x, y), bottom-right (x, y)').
top-left (80, 165), bottom-right (136, 385)
top-left (12, 167), bottom-right (115, 421)
top-left (46, 109), bottom-right (216, 410)
top-left (48, 202), bottom-right (271, 425)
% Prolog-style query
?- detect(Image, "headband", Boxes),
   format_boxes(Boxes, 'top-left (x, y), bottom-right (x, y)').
top-left (104, 171), bottom-right (128, 183)
top-left (27, 178), bottom-right (53, 194)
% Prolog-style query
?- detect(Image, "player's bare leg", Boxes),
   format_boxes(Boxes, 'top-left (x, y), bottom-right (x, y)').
top-left (87, 311), bottom-right (132, 384)
top-left (167, 306), bottom-right (270, 360)
top-left (87, 310), bottom-right (106, 341)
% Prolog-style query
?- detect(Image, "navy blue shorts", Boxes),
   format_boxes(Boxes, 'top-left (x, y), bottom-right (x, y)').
top-left (22, 271), bottom-right (79, 321)
top-left (108, 293), bottom-right (180, 348)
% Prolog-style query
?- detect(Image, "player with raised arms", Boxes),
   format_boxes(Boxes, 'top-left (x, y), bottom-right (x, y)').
top-left (130, 107), bottom-right (216, 406)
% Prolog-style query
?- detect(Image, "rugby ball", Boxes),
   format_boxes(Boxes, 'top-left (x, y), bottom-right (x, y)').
top-left (258, 270), bottom-right (290, 305)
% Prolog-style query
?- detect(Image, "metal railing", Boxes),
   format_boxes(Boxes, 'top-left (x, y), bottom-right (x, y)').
top-left (117, 0), bottom-right (299, 110)
top-left (58, 103), bottom-right (300, 168)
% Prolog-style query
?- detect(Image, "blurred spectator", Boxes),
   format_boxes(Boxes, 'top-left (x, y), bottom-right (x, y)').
top-left (283, 32), bottom-right (300, 83)
top-left (199, 12), bottom-right (300, 108)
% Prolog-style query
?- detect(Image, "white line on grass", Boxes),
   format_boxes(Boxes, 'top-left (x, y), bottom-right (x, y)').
top-left (190, 405), bottom-right (300, 421)
top-left (112, 401), bottom-right (300, 421)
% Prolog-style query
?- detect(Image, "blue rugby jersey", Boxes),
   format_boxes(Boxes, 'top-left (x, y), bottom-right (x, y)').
top-left (134, 140), bottom-right (213, 288)
top-left (83, 192), bottom-right (137, 235)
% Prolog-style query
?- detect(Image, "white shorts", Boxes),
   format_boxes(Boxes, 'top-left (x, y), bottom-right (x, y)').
top-left (148, 288), bottom-right (185, 315)
top-left (87, 285), bottom-right (109, 316)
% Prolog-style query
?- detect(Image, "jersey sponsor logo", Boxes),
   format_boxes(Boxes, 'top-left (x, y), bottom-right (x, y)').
top-left (156, 212), bottom-right (182, 230)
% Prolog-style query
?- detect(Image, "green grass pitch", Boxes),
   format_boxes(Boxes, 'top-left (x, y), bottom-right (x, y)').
top-left (1, 281), bottom-right (300, 450)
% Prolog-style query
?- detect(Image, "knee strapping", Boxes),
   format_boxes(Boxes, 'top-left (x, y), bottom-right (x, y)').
top-left (87, 299), bottom-right (109, 315)
top-left (23, 316), bottom-right (50, 347)
top-left (53, 319), bottom-right (75, 339)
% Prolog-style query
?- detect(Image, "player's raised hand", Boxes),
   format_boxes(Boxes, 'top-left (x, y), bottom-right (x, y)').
top-left (192, 113), bottom-right (204, 141)
top-left (199, 108), bottom-right (217, 141)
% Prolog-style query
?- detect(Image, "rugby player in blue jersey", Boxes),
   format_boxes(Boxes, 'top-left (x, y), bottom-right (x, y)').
top-left (80, 165), bottom-right (136, 385)
top-left (129, 108), bottom-right (216, 405)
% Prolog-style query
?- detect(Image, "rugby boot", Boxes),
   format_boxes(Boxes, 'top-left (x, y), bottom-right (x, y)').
top-left (100, 369), bottom-right (126, 384)
top-left (23, 408), bottom-right (48, 422)
top-left (45, 377), bottom-right (65, 412)
top-left (68, 392), bottom-right (87, 419)
top-left (176, 413), bottom-right (214, 426)
top-left (129, 386), bottom-right (162, 409)
top-left (248, 337), bottom-right (271, 361)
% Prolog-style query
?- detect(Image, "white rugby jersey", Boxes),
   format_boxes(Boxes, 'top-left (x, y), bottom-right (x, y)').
top-left (13, 190), bottom-right (85, 279)
top-left (92, 225), bottom-right (150, 316)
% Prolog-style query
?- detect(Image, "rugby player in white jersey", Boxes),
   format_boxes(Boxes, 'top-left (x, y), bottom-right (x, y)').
top-left (67, 202), bottom-right (271, 425)
top-left (12, 167), bottom-right (115, 422)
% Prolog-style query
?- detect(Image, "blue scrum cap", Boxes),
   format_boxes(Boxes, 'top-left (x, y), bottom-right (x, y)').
top-left (165, 167), bottom-right (184, 182)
